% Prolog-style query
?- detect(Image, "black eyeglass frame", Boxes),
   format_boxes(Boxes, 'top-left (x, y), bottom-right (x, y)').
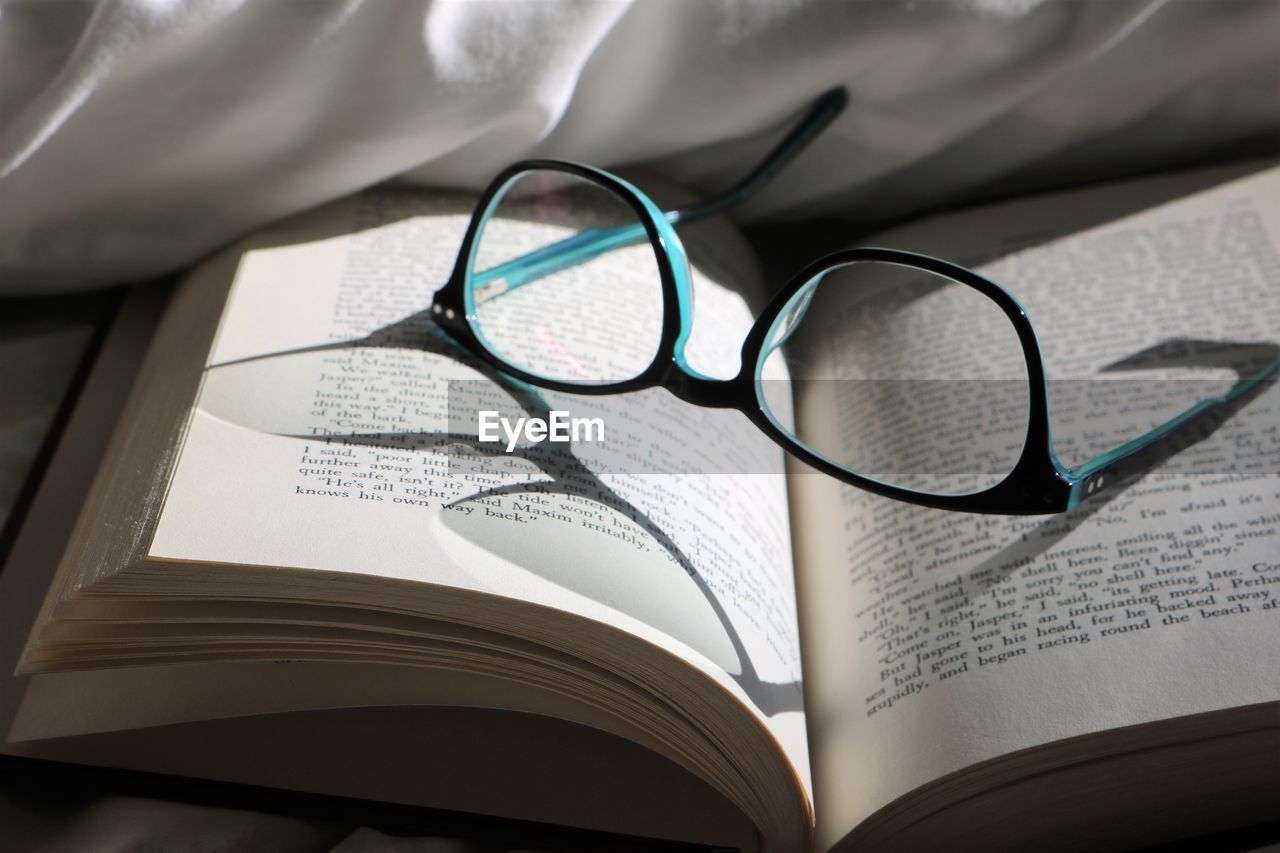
top-left (431, 91), bottom-right (1278, 515)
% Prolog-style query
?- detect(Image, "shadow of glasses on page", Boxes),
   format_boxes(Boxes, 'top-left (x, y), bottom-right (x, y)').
top-left (206, 306), bottom-right (805, 717)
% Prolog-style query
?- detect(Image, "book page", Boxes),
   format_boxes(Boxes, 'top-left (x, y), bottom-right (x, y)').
top-left (790, 164), bottom-right (1280, 848)
top-left (146, 186), bottom-right (810, 793)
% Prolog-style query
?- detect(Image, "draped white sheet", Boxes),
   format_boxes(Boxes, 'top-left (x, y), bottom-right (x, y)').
top-left (1, 0), bottom-right (1276, 292)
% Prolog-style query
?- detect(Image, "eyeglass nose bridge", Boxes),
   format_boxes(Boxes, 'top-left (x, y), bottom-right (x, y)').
top-left (660, 360), bottom-right (742, 409)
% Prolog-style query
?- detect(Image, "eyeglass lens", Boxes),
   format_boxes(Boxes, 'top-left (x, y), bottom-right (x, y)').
top-left (756, 262), bottom-right (1033, 496)
top-left (468, 169), bottom-right (665, 385)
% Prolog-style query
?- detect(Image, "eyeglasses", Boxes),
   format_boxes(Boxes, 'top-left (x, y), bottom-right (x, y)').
top-left (431, 89), bottom-right (1278, 515)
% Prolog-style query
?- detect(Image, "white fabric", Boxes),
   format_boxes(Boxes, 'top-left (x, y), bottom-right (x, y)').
top-left (1, 0), bottom-right (1276, 293)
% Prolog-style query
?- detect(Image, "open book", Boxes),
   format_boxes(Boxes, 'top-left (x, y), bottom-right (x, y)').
top-left (4, 161), bottom-right (1278, 852)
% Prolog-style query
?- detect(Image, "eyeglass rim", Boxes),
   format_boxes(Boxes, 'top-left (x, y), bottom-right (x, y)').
top-left (744, 248), bottom-right (1069, 513)
top-left (437, 160), bottom-right (696, 391)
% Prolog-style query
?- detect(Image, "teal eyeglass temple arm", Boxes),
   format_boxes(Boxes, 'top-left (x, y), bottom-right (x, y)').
top-left (470, 88), bottom-right (849, 298)
top-left (1064, 348), bottom-right (1279, 509)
